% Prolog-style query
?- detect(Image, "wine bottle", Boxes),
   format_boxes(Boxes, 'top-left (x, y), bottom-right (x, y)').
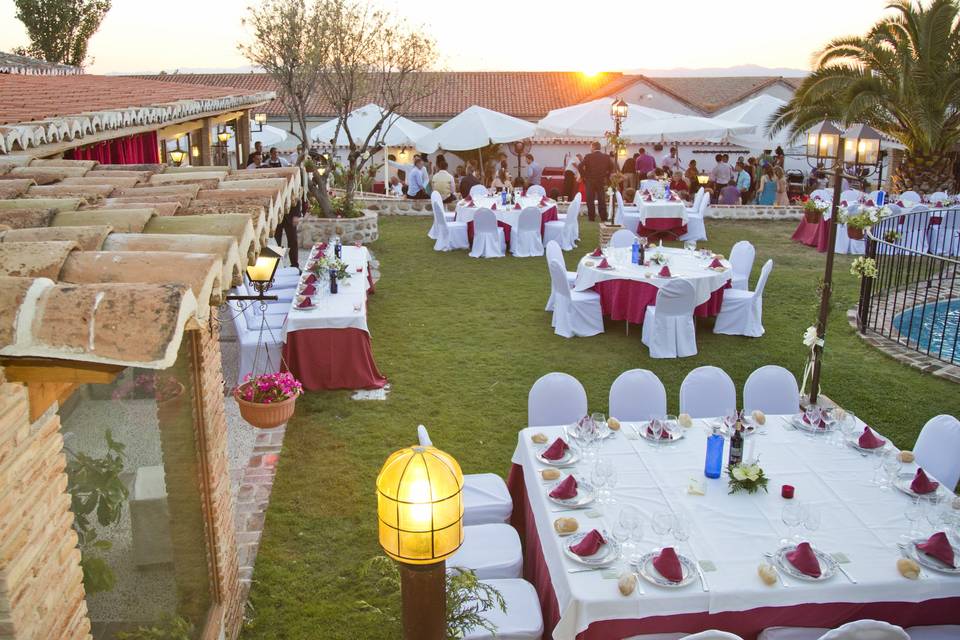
top-left (329, 268), bottom-right (338, 294)
top-left (728, 421), bottom-right (744, 466)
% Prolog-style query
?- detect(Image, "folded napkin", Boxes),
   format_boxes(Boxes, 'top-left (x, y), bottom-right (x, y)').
top-left (591, 247), bottom-right (603, 257)
top-left (540, 197), bottom-right (548, 207)
top-left (897, 200), bottom-right (906, 207)
top-left (491, 203), bottom-right (498, 210)
top-left (658, 265), bottom-right (672, 278)
top-left (300, 284), bottom-right (316, 296)
top-left (296, 297), bottom-right (313, 308)
top-left (570, 529), bottom-right (605, 556)
top-left (597, 258), bottom-right (610, 269)
top-left (802, 413), bottom-right (827, 429)
top-left (840, 200), bottom-right (848, 207)
top-left (911, 468), bottom-right (940, 494)
top-left (858, 427), bottom-right (885, 449)
top-left (513, 203), bottom-right (521, 210)
top-left (786, 542), bottom-right (822, 578)
top-left (709, 258), bottom-right (724, 269)
top-left (644, 195), bottom-right (653, 202)
top-left (542, 437), bottom-right (569, 460)
top-left (304, 273), bottom-right (318, 284)
top-left (653, 547), bottom-right (683, 582)
top-left (917, 531), bottom-right (956, 567)
top-left (549, 475), bottom-right (578, 499)
top-left (865, 199), bottom-right (875, 206)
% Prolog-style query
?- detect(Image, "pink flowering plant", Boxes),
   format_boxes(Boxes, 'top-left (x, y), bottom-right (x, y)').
top-left (237, 372), bottom-right (302, 404)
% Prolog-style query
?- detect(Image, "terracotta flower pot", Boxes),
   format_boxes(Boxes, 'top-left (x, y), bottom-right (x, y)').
top-left (234, 386), bottom-right (298, 429)
top-left (847, 226), bottom-right (865, 240)
top-left (804, 209), bottom-right (821, 224)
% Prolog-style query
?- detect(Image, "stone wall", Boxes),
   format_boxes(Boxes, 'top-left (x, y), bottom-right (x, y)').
top-left (706, 204), bottom-right (803, 220)
top-left (0, 381), bottom-right (91, 640)
top-left (298, 211), bottom-right (379, 247)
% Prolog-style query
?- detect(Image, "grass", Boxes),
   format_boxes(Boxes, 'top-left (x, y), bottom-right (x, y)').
top-left (240, 216), bottom-right (960, 639)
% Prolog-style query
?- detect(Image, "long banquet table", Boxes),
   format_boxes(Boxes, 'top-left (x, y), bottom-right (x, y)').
top-left (509, 416), bottom-right (960, 639)
top-left (281, 245), bottom-right (387, 390)
top-left (455, 195), bottom-right (559, 246)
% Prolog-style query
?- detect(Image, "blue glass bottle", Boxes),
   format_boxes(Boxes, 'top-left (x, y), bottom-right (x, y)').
top-left (329, 268), bottom-right (338, 294)
top-left (704, 427), bottom-right (724, 479)
top-left (501, 189), bottom-right (507, 206)
top-left (665, 184), bottom-right (671, 200)
top-left (631, 239), bottom-right (640, 264)
top-left (876, 190), bottom-right (886, 206)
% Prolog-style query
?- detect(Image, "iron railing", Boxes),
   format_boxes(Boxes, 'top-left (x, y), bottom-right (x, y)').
top-left (857, 207), bottom-right (960, 365)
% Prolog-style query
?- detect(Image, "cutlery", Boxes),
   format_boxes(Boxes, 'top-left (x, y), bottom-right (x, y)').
top-left (836, 563), bottom-right (858, 584)
top-left (628, 561), bottom-right (646, 595)
top-left (763, 552), bottom-right (791, 588)
top-left (567, 566), bottom-right (605, 574)
top-left (692, 558), bottom-right (710, 592)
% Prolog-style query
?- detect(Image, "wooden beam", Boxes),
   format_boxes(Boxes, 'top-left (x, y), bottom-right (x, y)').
top-left (26, 382), bottom-right (79, 422)
top-left (1, 357), bottom-right (123, 385)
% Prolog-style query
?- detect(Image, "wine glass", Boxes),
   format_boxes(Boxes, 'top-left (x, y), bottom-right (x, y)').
top-left (924, 495), bottom-right (945, 536)
top-left (651, 510), bottom-right (673, 551)
top-left (589, 461), bottom-right (608, 505)
top-left (671, 511), bottom-right (691, 556)
top-left (802, 504), bottom-right (821, 545)
top-left (905, 497), bottom-right (924, 539)
top-left (591, 412), bottom-right (608, 436)
top-left (722, 408), bottom-right (739, 434)
top-left (881, 451), bottom-right (902, 491)
top-left (610, 521), bottom-right (633, 570)
top-left (839, 411), bottom-right (857, 442)
top-left (648, 415), bottom-right (664, 445)
top-left (662, 415), bottom-right (678, 441)
top-left (592, 459), bottom-right (616, 505)
top-left (780, 501), bottom-right (802, 546)
top-left (618, 505), bottom-right (641, 559)
top-left (684, 240), bottom-right (697, 253)
top-left (803, 405), bottom-right (822, 438)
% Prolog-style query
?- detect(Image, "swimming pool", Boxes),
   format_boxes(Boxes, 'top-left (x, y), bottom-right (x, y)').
top-left (893, 299), bottom-right (960, 363)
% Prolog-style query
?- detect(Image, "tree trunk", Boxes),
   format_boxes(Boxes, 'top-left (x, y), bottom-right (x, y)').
top-left (892, 151), bottom-right (955, 194)
top-left (343, 155), bottom-right (359, 216)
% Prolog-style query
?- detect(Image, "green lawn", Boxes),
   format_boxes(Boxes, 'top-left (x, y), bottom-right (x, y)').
top-left (240, 217), bottom-right (960, 639)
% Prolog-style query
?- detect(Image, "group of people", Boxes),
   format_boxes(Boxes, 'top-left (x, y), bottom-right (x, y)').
top-left (389, 151), bottom-right (545, 203)
top-left (245, 141), bottom-right (294, 169)
top-left (707, 150), bottom-right (790, 206)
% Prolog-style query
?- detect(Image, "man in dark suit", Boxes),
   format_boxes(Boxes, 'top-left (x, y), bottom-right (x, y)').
top-left (458, 165), bottom-right (481, 198)
top-left (581, 142), bottom-right (612, 221)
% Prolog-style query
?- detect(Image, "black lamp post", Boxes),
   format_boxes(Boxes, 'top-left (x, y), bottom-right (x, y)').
top-left (225, 245), bottom-right (285, 302)
top-left (609, 98), bottom-right (629, 219)
top-left (253, 112), bottom-right (267, 132)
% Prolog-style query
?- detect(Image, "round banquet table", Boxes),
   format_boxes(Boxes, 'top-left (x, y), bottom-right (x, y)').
top-left (455, 195), bottom-right (558, 246)
top-left (574, 246), bottom-right (732, 324)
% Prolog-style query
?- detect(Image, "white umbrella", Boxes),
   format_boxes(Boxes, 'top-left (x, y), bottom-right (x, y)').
top-left (536, 97), bottom-right (679, 138)
top-left (415, 105), bottom-right (537, 153)
top-left (621, 112), bottom-right (756, 144)
top-left (716, 95), bottom-right (794, 150)
top-left (252, 124), bottom-right (289, 148)
top-left (310, 103), bottom-right (430, 147)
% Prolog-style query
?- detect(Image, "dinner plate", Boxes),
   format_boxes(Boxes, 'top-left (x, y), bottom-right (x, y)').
top-left (773, 545), bottom-right (837, 582)
top-left (546, 479), bottom-right (596, 509)
top-left (894, 472), bottom-right (944, 500)
top-left (635, 551), bottom-right (697, 587)
top-left (791, 413), bottom-right (836, 434)
top-left (908, 538), bottom-right (960, 575)
top-left (636, 422), bottom-right (684, 443)
top-left (564, 423), bottom-right (615, 442)
top-left (562, 530), bottom-right (619, 567)
top-left (294, 304), bottom-right (317, 311)
top-left (536, 446), bottom-right (580, 467)
top-left (844, 433), bottom-right (887, 454)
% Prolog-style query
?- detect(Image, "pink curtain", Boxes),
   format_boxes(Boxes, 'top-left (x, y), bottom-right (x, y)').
top-left (67, 131), bottom-right (159, 164)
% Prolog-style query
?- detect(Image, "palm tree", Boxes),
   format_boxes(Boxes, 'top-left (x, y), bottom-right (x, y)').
top-left (771, 0), bottom-right (960, 193)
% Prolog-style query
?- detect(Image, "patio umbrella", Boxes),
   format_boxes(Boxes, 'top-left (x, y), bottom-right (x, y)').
top-left (252, 124), bottom-right (290, 149)
top-left (414, 105), bottom-right (537, 153)
top-left (621, 112), bottom-right (756, 143)
top-left (715, 94), bottom-right (794, 150)
top-left (536, 97), bottom-right (679, 138)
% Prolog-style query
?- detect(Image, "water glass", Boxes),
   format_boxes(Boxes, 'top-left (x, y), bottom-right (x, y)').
top-left (671, 512), bottom-right (691, 549)
top-left (610, 522), bottom-right (632, 568)
top-left (684, 240), bottom-right (697, 252)
top-left (802, 504), bottom-right (821, 544)
top-left (648, 414), bottom-right (664, 444)
top-left (905, 497), bottom-right (924, 539)
top-left (618, 505), bottom-right (641, 557)
top-left (881, 451), bottom-right (902, 490)
top-left (662, 415), bottom-right (678, 440)
top-left (651, 509), bottom-right (673, 550)
top-left (591, 412), bottom-right (608, 435)
top-left (839, 411), bottom-right (857, 440)
top-left (781, 501), bottom-right (802, 546)
top-left (871, 447), bottom-right (888, 486)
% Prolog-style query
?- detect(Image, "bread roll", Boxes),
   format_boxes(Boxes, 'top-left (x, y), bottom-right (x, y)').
top-left (751, 410), bottom-right (766, 425)
top-left (541, 468), bottom-right (561, 481)
top-left (531, 432), bottom-right (549, 444)
top-left (898, 450), bottom-right (915, 463)
top-left (618, 571), bottom-right (637, 595)
top-left (758, 563), bottom-right (777, 586)
top-left (553, 517), bottom-right (578, 534)
top-left (607, 417), bottom-right (621, 431)
top-left (678, 413), bottom-right (693, 428)
top-left (897, 558), bottom-right (920, 580)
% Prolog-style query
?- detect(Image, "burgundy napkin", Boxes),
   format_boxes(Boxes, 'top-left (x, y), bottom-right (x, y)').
top-left (591, 247), bottom-right (603, 257)
top-left (802, 413), bottom-right (826, 429)
top-left (897, 200), bottom-right (906, 207)
top-left (540, 197), bottom-right (548, 207)
top-left (304, 273), bottom-right (318, 284)
top-left (644, 194), bottom-right (653, 202)
top-left (646, 424), bottom-right (670, 439)
top-left (786, 542), bottom-right (822, 578)
top-left (491, 203), bottom-right (498, 210)
top-left (709, 258), bottom-right (724, 268)
top-left (300, 284), bottom-right (316, 296)
top-left (935, 200), bottom-right (945, 208)
top-left (653, 547), bottom-right (683, 582)
top-left (317, 243), bottom-right (328, 253)
top-left (514, 203), bottom-right (521, 210)
top-left (911, 468), bottom-right (940, 494)
top-left (597, 258), bottom-right (610, 269)
top-left (549, 475), bottom-right (578, 499)
top-left (917, 531), bottom-right (956, 567)
top-left (840, 200), bottom-right (848, 207)
top-left (542, 437), bottom-right (569, 460)
top-left (467, 199), bottom-right (475, 207)
top-left (296, 297), bottom-right (313, 308)
top-left (857, 427), bottom-right (885, 449)
top-left (865, 199), bottom-right (875, 206)
top-left (658, 265), bottom-right (672, 278)
top-left (570, 529), bottom-right (605, 556)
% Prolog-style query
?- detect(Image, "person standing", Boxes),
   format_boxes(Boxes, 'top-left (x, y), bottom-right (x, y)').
top-left (735, 161), bottom-right (752, 203)
top-left (406, 156), bottom-right (429, 199)
top-left (635, 147), bottom-right (656, 179)
top-left (245, 152), bottom-right (263, 169)
top-left (774, 166), bottom-right (789, 205)
top-left (458, 165), bottom-right (481, 199)
top-left (563, 153), bottom-right (581, 200)
top-left (661, 146), bottom-right (682, 172)
top-left (525, 153), bottom-right (543, 186)
top-left (684, 159), bottom-right (700, 196)
top-left (581, 141), bottom-right (612, 221)
top-left (757, 164), bottom-right (778, 205)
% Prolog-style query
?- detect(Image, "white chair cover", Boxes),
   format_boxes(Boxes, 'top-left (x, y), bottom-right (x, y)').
top-left (682, 632), bottom-right (745, 640)
top-left (641, 279), bottom-right (698, 359)
top-left (231, 301), bottom-right (282, 385)
top-left (686, 187), bottom-right (705, 214)
top-left (511, 207), bottom-right (545, 257)
top-left (461, 579), bottom-right (543, 640)
top-left (557, 193), bottom-right (582, 243)
top-left (544, 240), bottom-right (576, 312)
top-left (743, 365), bottom-right (799, 414)
top-left (548, 259), bottom-right (604, 338)
top-left (526, 184), bottom-right (546, 198)
top-left (928, 191), bottom-right (950, 203)
top-left (905, 625), bottom-right (960, 640)
top-left (680, 366), bottom-right (737, 418)
top-left (469, 184), bottom-right (489, 199)
top-left (898, 204), bottom-right (931, 253)
top-left (899, 190), bottom-right (922, 204)
top-left (834, 202), bottom-right (866, 255)
top-left (679, 191), bottom-right (708, 242)
top-left (242, 299), bottom-right (287, 330)
top-left (447, 523), bottom-right (522, 579)
top-left (428, 191), bottom-right (455, 240)
top-left (810, 188), bottom-right (833, 203)
top-left (611, 228), bottom-right (639, 248)
top-left (433, 203), bottom-right (470, 251)
top-left (913, 414), bottom-right (960, 489)
top-left (760, 620), bottom-right (909, 640)
top-left (614, 190), bottom-right (625, 225)
top-left (713, 259), bottom-right (773, 337)
top-left (609, 369), bottom-right (667, 421)
top-left (928, 209), bottom-right (960, 256)
top-left (839, 189), bottom-right (862, 204)
top-left (729, 240), bottom-right (756, 290)
top-left (528, 372), bottom-right (587, 427)
top-left (469, 208), bottom-right (506, 258)
top-left (546, 198), bottom-right (580, 250)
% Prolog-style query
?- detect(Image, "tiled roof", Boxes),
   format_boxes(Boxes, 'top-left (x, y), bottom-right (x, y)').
top-left (0, 157), bottom-right (302, 369)
top-left (0, 51), bottom-right (81, 76)
top-left (639, 76), bottom-right (800, 114)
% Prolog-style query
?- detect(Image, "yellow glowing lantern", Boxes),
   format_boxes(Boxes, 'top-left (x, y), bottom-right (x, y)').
top-left (610, 97), bottom-right (628, 120)
top-left (805, 121), bottom-right (842, 165)
top-left (843, 123), bottom-right (881, 167)
top-left (245, 245), bottom-right (284, 295)
top-left (697, 174), bottom-right (709, 185)
top-left (217, 129), bottom-right (232, 144)
top-left (167, 142), bottom-right (186, 166)
top-left (377, 445), bottom-right (464, 564)
top-left (254, 112), bottom-right (268, 126)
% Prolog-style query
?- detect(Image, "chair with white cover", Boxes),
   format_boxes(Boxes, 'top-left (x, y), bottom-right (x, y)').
top-left (686, 187), bottom-right (705, 214)
top-left (548, 259), bottom-right (604, 338)
top-left (447, 523), bottom-right (522, 579)
top-left (609, 369), bottom-right (667, 421)
top-left (428, 190), bottom-right (455, 240)
top-left (557, 193), bottom-right (582, 244)
top-left (241, 298), bottom-right (287, 331)
top-left (526, 184), bottom-right (546, 198)
top-left (898, 204), bottom-right (930, 253)
top-left (899, 190), bottom-right (922, 204)
top-left (626, 631), bottom-right (743, 640)
top-left (758, 619), bottom-right (909, 640)
top-left (433, 202), bottom-right (470, 251)
top-left (461, 579), bottom-right (543, 640)
top-left (713, 259), bottom-right (773, 338)
top-left (469, 208), bottom-right (506, 258)
top-left (641, 279), bottom-right (698, 359)
top-left (230, 302), bottom-right (282, 386)
top-left (621, 191), bottom-right (643, 234)
top-left (528, 372), bottom-right (587, 427)
top-left (729, 240), bottom-right (755, 290)
top-left (743, 365), bottom-right (799, 415)
top-left (904, 625), bottom-right (960, 640)
top-left (913, 414), bottom-right (960, 489)
top-left (928, 209), bottom-right (960, 256)
top-left (680, 366), bottom-right (737, 418)
top-left (839, 189), bottom-right (862, 204)
top-left (545, 197), bottom-right (579, 250)
top-left (868, 189), bottom-right (884, 204)
top-left (511, 207), bottom-right (545, 257)
top-left (809, 188), bottom-right (833, 203)
top-left (928, 191), bottom-right (950, 203)
top-left (611, 228), bottom-right (639, 248)
top-left (640, 179), bottom-right (660, 191)
top-left (469, 184), bottom-right (489, 200)
top-left (544, 240), bottom-right (576, 312)
top-left (417, 426), bottom-right (512, 525)
top-left (679, 190), bottom-right (708, 242)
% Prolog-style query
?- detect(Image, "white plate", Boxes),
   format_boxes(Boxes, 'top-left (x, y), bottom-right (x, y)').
top-left (844, 432), bottom-right (887, 454)
top-left (564, 423), bottom-right (615, 441)
top-left (894, 472), bottom-right (944, 500)
top-left (908, 538), bottom-right (960, 574)
top-left (536, 445), bottom-right (580, 467)
top-left (563, 530), bottom-right (619, 566)
top-left (294, 304), bottom-right (317, 311)
top-left (774, 545), bottom-right (837, 582)
top-left (546, 478), bottom-right (596, 509)
top-left (635, 551), bottom-right (697, 587)
top-left (792, 413), bottom-right (836, 434)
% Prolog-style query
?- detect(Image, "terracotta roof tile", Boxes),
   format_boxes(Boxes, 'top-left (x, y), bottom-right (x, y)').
top-left (639, 76), bottom-right (799, 113)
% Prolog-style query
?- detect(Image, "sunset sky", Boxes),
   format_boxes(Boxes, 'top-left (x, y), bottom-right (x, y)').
top-left (0, 0), bottom-right (891, 75)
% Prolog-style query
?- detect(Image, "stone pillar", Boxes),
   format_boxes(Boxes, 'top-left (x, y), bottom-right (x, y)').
top-left (199, 118), bottom-right (213, 167)
top-left (0, 381), bottom-right (91, 640)
top-left (237, 111), bottom-right (252, 172)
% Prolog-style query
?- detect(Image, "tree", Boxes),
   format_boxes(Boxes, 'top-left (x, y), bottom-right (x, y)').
top-left (13, 0), bottom-right (111, 67)
top-left (770, 0), bottom-right (960, 193)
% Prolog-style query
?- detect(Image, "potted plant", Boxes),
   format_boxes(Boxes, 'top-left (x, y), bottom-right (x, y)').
top-left (850, 256), bottom-right (879, 280)
top-left (234, 371), bottom-right (302, 429)
top-left (839, 205), bottom-right (888, 240)
top-left (802, 198), bottom-right (829, 223)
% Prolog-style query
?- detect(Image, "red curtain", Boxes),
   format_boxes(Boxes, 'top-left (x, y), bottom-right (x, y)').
top-left (66, 130), bottom-right (159, 164)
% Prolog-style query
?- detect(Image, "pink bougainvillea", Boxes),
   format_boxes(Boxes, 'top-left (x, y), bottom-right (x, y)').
top-left (237, 372), bottom-right (302, 404)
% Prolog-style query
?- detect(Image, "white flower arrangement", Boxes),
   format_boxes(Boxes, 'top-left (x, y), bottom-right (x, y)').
top-left (800, 325), bottom-right (824, 398)
top-left (727, 461), bottom-right (769, 494)
top-left (839, 205), bottom-right (892, 229)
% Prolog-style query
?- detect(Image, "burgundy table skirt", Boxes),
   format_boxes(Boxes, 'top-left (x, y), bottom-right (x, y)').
top-left (507, 464), bottom-right (960, 640)
top-left (463, 207), bottom-right (559, 247)
top-left (637, 216), bottom-right (687, 239)
top-left (791, 217), bottom-right (830, 252)
top-left (283, 328), bottom-right (387, 391)
top-left (593, 279), bottom-right (728, 325)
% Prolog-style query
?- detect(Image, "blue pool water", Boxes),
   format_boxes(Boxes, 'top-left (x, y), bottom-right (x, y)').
top-left (893, 299), bottom-right (960, 363)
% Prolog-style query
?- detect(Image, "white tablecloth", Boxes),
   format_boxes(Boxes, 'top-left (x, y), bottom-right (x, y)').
top-left (638, 199), bottom-right (688, 225)
top-left (455, 195), bottom-right (556, 228)
top-left (573, 246), bottom-right (731, 306)
top-left (511, 417), bottom-right (960, 640)
top-left (282, 245), bottom-right (371, 337)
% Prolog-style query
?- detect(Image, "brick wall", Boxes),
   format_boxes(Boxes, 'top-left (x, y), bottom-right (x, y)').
top-left (0, 381), bottom-right (91, 640)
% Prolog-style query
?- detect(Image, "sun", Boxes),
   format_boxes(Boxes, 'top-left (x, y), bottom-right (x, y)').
top-left (581, 68), bottom-right (603, 79)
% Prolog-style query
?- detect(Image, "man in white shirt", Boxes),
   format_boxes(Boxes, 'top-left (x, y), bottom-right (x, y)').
top-left (563, 153), bottom-right (580, 200)
top-left (661, 146), bottom-right (681, 172)
top-left (406, 156), bottom-right (429, 199)
top-left (265, 147), bottom-right (290, 168)
top-left (525, 153), bottom-right (543, 186)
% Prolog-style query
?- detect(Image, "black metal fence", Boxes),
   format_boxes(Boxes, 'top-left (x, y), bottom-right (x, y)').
top-left (857, 207), bottom-right (960, 365)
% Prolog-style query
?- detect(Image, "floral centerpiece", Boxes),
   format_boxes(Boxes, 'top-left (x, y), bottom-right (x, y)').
top-left (727, 461), bottom-right (769, 494)
top-left (649, 251), bottom-right (667, 265)
top-left (309, 254), bottom-right (350, 281)
top-left (234, 371), bottom-right (302, 429)
top-left (803, 198), bottom-right (830, 223)
top-left (850, 256), bottom-right (878, 280)
top-left (839, 205), bottom-right (891, 240)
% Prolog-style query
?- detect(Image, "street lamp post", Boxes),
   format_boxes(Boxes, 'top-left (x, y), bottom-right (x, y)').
top-left (609, 98), bottom-right (628, 221)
